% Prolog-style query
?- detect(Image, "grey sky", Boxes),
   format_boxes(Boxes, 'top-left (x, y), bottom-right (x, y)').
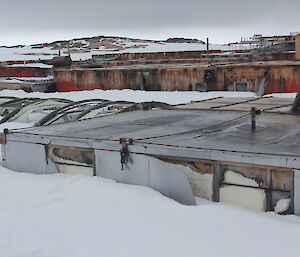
top-left (1, 0), bottom-right (299, 45)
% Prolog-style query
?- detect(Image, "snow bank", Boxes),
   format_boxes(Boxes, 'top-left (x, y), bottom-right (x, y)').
top-left (0, 89), bottom-right (257, 105)
top-left (275, 199), bottom-right (292, 214)
top-left (265, 93), bottom-right (297, 98)
top-left (0, 89), bottom-right (295, 106)
top-left (0, 168), bottom-right (299, 257)
top-left (7, 63), bottom-right (53, 68)
top-left (223, 170), bottom-right (259, 187)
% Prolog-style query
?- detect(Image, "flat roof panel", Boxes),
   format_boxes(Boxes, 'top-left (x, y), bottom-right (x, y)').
top-left (8, 98), bottom-right (300, 159)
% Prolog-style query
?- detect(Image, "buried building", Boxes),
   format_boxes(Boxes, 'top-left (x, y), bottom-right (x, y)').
top-left (1, 96), bottom-right (300, 214)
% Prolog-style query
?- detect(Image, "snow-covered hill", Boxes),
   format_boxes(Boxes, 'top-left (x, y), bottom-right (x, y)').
top-left (0, 36), bottom-right (230, 62)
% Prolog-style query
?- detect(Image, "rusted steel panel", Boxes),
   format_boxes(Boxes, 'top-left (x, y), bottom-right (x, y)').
top-left (0, 133), bottom-right (6, 144)
top-left (54, 68), bottom-right (200, 92)
top-left (0, 67), bottom-right (50, 77)
top-left (265, 67), bottom-right (300, 93)
top-left (53, 63), bottom-right (300, 93)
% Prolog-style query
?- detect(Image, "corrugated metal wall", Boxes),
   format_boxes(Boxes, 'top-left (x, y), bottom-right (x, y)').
top-left (54, 65), bottom-right (300, 93)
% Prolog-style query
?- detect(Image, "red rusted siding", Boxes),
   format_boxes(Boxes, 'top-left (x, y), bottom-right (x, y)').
top-left (0, 67), bottom-right (50, 77)
top-left (54, 63), bottom-right (300, 94)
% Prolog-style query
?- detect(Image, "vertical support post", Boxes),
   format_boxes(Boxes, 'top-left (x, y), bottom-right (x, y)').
top-left (265, 168), bottom-right (273, 211)
top-left (206, 38), bottom-right (209, 59)
top-left (119, 138), bottom-right (133, 170)
top-left (68, 42), bottom-right (71, 58)
top-left (251, 107), bottom-right (256, 131)
top-left (213, 163), bottom-right (222, 202)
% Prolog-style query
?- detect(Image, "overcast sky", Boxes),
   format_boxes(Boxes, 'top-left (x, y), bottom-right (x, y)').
top-left (1, 0), bottom-right (300, 45)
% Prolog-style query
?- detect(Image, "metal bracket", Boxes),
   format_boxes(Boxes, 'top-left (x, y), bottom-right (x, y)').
top-left (120, 138), bottom-right (133, 170)
top-left (0, 128), bottom-right (9, 144)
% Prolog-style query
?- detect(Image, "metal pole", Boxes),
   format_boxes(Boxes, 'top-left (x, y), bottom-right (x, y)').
top-left (251, 107), bottom-right (256, 131)
top-left (206, 38), bottom-right (209, 59)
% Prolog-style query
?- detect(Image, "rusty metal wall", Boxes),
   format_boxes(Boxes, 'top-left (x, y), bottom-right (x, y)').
top-left (0, 67), bottom-right (50, 77)
top-left (265, 66), bottom-right (300, 93)
top-left (54, 67), bottom-right (226, 92)
top-left (54, 65), bottom-right (300, 93)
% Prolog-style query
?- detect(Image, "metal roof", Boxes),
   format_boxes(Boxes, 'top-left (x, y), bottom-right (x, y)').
top-left (6, 97), bottom-right (300, 169)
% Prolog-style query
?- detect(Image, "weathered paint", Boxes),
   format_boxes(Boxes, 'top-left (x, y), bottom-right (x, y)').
top-left (0, 67), bottom-right (50, 77)
top-left (54, 62), bottom-right (300, 93)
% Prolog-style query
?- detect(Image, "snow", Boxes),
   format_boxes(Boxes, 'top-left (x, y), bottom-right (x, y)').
top-left (0, 89), bottom-right (258, 105)
top-left (0, 45), bottom-right (57, 62)
top-left (0, 89), bottom-right (295, 106)
top-left (266, 93), bottom-right (297, 98)
top-left (195, 197), bottom-right (213, 205)
top-left (7, 63), bottom-right (53, 68)
top-left (275, 199), bottom-right (291, 214)
top-left (265, 212), bottom-right (300, 225)
top-left (223, 170), bottom-right (259, 187)
top-left (112, 42), bottom-right (230, 54)
top-left (0, 39), bottom-right (231, 62)
top-left (0, 78), bottom-right (23, 84)
top-left (220, 185), bottom-right (266, 212)
top-left (0, 168), bottom-right (299, 257)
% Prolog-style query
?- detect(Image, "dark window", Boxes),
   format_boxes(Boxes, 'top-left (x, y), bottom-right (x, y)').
top-left (195, 83), bottom-right (207, 92)
top-left (235, 82), bottom-right (248, 91)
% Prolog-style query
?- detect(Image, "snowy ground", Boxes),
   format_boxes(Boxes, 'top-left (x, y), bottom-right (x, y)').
top-left (0, 89), bottom-right (299, 257)
top-left (0, 89), bottom-right (296, 105)
top-left (0, 168), bottom-right (299, 257)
